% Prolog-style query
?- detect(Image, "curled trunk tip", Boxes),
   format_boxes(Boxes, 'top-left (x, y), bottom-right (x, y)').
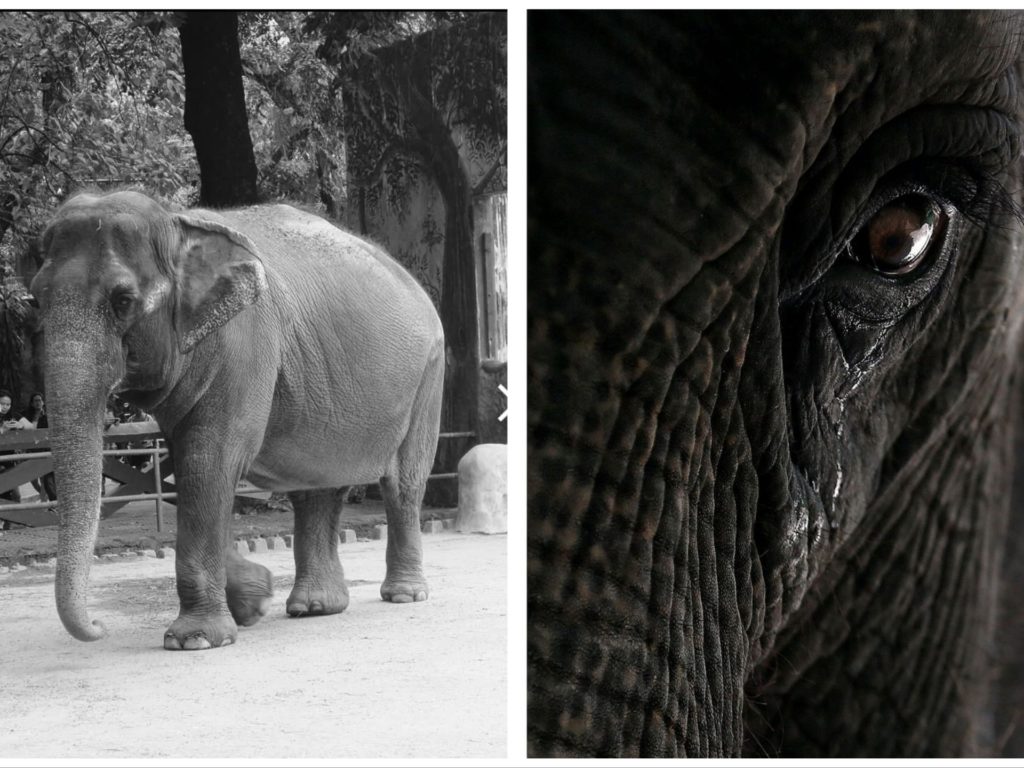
top-left (58, 610), bottom-right (108, 642)
top-left (56, 562), bottom-right (108, 641)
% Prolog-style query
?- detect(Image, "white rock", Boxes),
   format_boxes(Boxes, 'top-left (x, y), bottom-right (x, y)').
top-left (455, 444), bottom-right (507, 534)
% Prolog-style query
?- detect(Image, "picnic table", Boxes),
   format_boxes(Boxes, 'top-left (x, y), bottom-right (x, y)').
top-left (0, 422), bottom-right (174, 528)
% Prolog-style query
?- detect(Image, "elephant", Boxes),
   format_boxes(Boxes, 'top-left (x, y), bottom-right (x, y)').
top-left (29, 190), bottom-right (444, 650)
top-left (528, 10), bottom-right (1024, 758)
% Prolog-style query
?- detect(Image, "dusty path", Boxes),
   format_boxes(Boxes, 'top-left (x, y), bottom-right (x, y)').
top-left (0, 532), bottom-right (506, 759)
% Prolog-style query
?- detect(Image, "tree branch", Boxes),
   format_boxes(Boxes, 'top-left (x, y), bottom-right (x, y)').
top-left (64, 12), bottom-right (144, 129)
top-left (0, 125), bottom-right (30, 157)
top-left (471, 140), bottom-right (506, 196)
top-left (0, 115), bottom-right (60, 150)
top-left (0, 46), bottom-right (27, 120)
top-left (64, 13), bottom-right (120, 83)
top-left (270, 125), bottom-right (311, 164)
top-left (348, 138), bottom-right (427, 189)
top-left (242, 61), bottom-right (297, 110)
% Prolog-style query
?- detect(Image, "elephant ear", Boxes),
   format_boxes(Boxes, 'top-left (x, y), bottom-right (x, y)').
top-left (173, 213), bottom-right (268, 353)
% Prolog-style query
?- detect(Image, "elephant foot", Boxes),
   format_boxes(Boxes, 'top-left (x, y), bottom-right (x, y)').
top-left (381, 573), bottom-right (429, 604)
top-left (163, 611), bottom-right (237, 651)
top-left (226, 556), bottom-right (274, 627)
top-left (230, 595), bottom-right (273, 628)
top-left (286, 576), bottom-right (349, 617)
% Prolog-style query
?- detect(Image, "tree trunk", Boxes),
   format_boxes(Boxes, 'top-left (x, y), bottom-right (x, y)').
top-left (179, 12), bottom-right (259, 207)
top-left (405, 88), bottom-right (479, 507)
top-left (316, 147), bottom-right (342, 221)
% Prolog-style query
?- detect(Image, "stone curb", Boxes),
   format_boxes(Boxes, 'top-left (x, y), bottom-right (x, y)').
top-left (250, 538), bottom-right (269, 554)
top-left (339, 529), bottom-right (357, 545)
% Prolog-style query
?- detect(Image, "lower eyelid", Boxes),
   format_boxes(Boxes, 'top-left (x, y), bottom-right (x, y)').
top-left (823, 208), bottom-right (962, 326)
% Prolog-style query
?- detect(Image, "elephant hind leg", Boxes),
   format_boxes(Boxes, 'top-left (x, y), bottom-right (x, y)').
top-left (286, 487), bottom-right (349, 616)
top-left (379, 474), bottom-right (429, 603)
top-left (379, 358), bottom-right (443, 604)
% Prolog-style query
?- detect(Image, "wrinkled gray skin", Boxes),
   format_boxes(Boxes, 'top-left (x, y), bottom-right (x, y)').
top-left (529, 10), bottom-right (1024, 758)
top-left (31, 190), bottom-right (443, 650)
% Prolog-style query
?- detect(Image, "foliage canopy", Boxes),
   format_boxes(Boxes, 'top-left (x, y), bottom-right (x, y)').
top-left (0, 11), bottom-right (192, 258)
top-left (0, 10), bottom-right (506, 416)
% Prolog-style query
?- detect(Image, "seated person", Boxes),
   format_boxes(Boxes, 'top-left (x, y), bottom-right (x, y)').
top-left (0, 389), bottom-right (23, 503)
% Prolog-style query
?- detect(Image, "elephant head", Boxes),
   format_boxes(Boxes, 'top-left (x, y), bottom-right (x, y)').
top-left (528, 11), bottom-right (1024, 757)
top-left (30, 190), bottom-right (266, 642)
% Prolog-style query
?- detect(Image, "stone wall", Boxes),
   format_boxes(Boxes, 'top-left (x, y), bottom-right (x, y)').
top-left (343, 13), bottom-right (507, 458)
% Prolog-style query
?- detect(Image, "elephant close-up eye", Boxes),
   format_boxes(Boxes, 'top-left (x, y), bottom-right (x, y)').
top-left (846, 194), bottom-right (948, 276)
top-left (528, 9), bottom-right (1024, 760)
top-left (111, 292), bottom-right (135, 316)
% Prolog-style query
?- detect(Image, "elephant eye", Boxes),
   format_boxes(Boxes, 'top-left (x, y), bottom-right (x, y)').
top-left (111, 292), bottom-right (135, 315)
top-left (846, 194), bottom-right (948, 276)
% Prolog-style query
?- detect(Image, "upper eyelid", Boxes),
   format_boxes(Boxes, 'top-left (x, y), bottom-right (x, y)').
top-left (836, 162), bottom-right (1018, 258)
top-left (780, 108), bottom-right (1018, 302)
top-left (825, 107), bottom-right (1017, 245)
top-left (837, 182), bottom-right (954, 251)
top-left (109, 288), bottom-right (136, 306)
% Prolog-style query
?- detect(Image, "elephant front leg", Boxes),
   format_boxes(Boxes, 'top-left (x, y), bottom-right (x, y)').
top-left (164, 448), bottom-right (250, 650)
top-left (225, 547), bottom-right (273, 627)
top-left (286, 488), bottom-right (349, 616)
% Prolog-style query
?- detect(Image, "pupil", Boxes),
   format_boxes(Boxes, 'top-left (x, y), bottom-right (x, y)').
top-left (848, 194), bottom-right (945, 276)
top-left (883, 233), bottom-right (906, 256)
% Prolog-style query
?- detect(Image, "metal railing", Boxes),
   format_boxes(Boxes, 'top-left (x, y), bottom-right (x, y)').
top-left (0, 424), bottom-right (475, 530)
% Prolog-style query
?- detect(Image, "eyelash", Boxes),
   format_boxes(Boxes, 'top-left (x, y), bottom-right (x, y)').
top-left (835, 163), bottom-right (1019, 277)
top-left (912, 163), bottom-right (1021, 227)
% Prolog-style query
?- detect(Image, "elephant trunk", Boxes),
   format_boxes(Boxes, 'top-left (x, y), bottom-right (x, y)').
top-left (46, 320), bottom-right (116, 642)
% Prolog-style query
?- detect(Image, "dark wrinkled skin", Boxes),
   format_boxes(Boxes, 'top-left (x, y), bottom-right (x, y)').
top-left (528, 11), bottom-right (1024, 757)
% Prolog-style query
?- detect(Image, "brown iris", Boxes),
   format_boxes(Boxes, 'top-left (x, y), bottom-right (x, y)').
top-left (849, 195), bottom-right (947, 276)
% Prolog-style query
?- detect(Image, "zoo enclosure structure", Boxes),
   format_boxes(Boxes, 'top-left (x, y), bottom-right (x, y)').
top-left (0, 423), bottom-right (473, 530)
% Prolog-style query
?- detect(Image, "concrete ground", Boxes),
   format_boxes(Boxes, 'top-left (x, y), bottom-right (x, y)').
top-left (0, 531), bottom-right (506, 759)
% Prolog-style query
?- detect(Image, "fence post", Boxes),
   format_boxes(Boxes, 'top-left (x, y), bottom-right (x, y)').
top-left (154, 440), bottom-right (163, 533)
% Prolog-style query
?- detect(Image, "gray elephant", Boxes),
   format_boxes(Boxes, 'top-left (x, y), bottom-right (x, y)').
top-left (529, 10), bottom-right (1024, 758)
top-left (30, 190), bottom-right (443, 650)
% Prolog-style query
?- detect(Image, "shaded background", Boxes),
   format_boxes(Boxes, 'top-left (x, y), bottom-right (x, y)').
top-left (0, 11), bottom-right (508, 506)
